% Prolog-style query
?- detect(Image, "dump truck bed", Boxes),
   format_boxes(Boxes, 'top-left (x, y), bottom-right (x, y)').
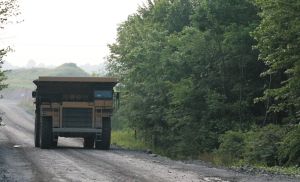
top-left (34, 76), bottom-right (118, 84)
top-left (33, 77), bottom-right (118, 103)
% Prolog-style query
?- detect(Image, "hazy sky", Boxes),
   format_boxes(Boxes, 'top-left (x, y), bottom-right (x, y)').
top-left (1, 0), bottom-right (146, 67)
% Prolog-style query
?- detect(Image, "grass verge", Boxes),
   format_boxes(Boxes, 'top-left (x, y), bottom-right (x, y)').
top-left (111, 129), bottom-right (148, 150)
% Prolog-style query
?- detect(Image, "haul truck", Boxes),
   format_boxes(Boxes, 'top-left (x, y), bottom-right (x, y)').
top-left (32, 77), bottom-right (118, 149)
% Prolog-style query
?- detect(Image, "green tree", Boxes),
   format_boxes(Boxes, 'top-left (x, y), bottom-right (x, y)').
top-left (0, 0), bottom-right (20, 90)
top-left (108, 0), bottom-right (265, 157)
top-left (252, 0), bottom-right (300, 124)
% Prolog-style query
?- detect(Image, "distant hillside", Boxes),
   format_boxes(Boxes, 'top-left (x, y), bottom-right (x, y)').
top-left (5, 63), bottom-right (89, 89)
top-left (1, 63), bottom-right (89, 100)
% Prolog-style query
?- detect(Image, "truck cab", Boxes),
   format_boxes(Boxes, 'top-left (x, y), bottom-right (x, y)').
top-left (32, 77), bottom-right (118, 149)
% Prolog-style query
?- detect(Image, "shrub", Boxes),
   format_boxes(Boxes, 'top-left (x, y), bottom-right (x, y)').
top-left (243, 125), bottom-right (287, 166)
top-left (217, 130), bottom-right (245, 165)
top-left (216, 125), bottom-right (297, 167)
top-left (278, 125), bottom-right (300, 166)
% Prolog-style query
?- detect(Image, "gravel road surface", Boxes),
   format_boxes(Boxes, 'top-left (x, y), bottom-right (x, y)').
top-left (0, 100), bottom-right (299, 182)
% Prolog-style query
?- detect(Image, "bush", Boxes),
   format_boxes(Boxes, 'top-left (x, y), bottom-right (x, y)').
top-left (216, 125), bottom-right (290, 166)
top-left (217, 130), bottom-right (245, 165)
top-left (278, 125), bottom-right (300, 166)
top-left (243, 125), bottom-right (287, 166)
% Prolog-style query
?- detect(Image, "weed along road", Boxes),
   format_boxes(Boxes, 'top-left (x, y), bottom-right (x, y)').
top-left (0, 100), bottom-right (298, 182)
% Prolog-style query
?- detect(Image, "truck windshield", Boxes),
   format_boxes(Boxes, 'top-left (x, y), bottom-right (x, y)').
top-left (94, 90), bottom-right (113, 99)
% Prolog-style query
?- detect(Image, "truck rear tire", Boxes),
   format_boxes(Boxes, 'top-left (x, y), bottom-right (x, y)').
top-left (83, 136), bottom-right (94, 149)
top-left (52, 136), bottom-right (58, 148)
top-left (95, 118), bottom-right (111, 150)
top-left (40, 116), bottom-right (53, 149)
top-left (34, 115), bottom-right (40, 147)
top-left (52, 140), bottom-right (58, 148)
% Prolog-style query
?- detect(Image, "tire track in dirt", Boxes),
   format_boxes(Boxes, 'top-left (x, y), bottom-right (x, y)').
top-left (59, 149), bottom-right (151, 182)
top-left (0, 101), bottom-right (109, 181)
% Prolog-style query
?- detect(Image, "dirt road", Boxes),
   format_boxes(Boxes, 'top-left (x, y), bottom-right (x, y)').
top-left (0, 100), bottom-right (298, 182)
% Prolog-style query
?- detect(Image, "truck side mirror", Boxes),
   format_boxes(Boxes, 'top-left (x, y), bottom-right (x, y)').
top-left (32, 91), bottom-right (36, 98)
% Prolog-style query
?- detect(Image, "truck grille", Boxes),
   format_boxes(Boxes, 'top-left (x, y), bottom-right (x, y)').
top-left (62, 108), bottom-right (92, 128)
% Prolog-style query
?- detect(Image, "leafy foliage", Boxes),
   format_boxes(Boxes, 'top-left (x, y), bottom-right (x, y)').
top-left (243, 125), bottom-right (287, 166)
top-left (109, 0), bottom-right (265, 157)
top-left (217, 125), bottom-right (300, 167)
top-left (0, 0), bottom-right (20, 91)
top-left (217, 131), bottom-right (245, 165)
top-left (108, 0), bottom-right (300, 166)
top-left (252, 0), bottom-right (300, 124)
top-left (279, 126), bottom-right (300, 166)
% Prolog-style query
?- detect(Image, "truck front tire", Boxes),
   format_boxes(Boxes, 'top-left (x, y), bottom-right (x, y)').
top-left (40, 116), bottom-right (53, 149)
top-left (52, 136), bottom-right (58, 148)
top-left (95, 118), bottom-right (111, 150)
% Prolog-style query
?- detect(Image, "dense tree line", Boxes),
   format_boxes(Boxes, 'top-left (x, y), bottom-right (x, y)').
top-left (108, 0), bottom-right (300, 166)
